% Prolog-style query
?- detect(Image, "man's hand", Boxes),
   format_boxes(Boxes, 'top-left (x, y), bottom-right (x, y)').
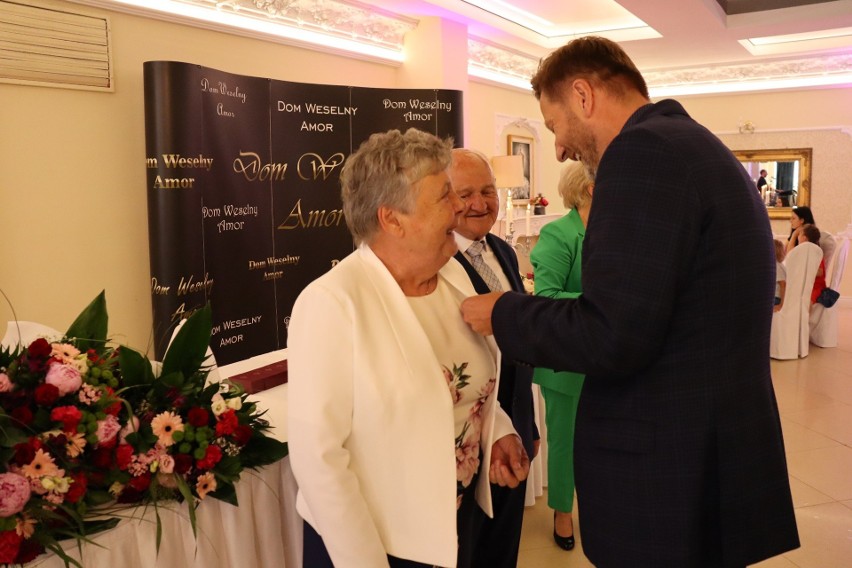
top-left (461, 292), bottom-right (503, 336)
top-left (489, 434), bottom-right (530, 488)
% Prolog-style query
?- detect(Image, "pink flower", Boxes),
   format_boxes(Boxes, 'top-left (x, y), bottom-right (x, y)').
top-left (119, 416), bottom-right (139, 444)
top-left (158, 453), bottom-right (175, 474)
top-left (0, 473), bottom-right (32, 517)
top-left (44, 363), bottom-right (82, 396)
top-left (95, 415), bottom-right (121, 447)
top-left (0, 372), bottom-right (13, 393)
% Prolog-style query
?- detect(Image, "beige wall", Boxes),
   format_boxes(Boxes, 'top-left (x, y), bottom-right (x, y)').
top-left (2, 0), bottom-right (850, 349)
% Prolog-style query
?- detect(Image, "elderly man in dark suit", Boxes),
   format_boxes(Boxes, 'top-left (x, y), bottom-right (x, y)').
top-left (461, 37), bottom-right (800, 567)
top-left (449, 148), bottom-right (538, 568)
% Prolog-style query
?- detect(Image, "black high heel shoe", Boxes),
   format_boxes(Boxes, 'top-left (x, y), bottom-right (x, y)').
top-left (553, 511), bottom-right (575, 550)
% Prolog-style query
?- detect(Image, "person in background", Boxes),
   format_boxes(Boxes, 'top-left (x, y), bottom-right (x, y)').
top-left (787, 206), bottom-right (835, 271)
top-left (529, 161), bottom-right (594, 551)
top-left (773, 239), bottom-right (786, 312)
top-left (288, 128), bottom-right (529, 568)
top-left (460, 35), bottom-right (799, 566)
top-left (757, 169), bottom-right (768, 193)
top-left (797, 224), bottom-right (826, 305)
top-left (448, 147), bottom-right (538, 568)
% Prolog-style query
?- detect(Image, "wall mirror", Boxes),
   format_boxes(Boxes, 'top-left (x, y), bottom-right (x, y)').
top-left (732, 148), bottom-right (812, 220)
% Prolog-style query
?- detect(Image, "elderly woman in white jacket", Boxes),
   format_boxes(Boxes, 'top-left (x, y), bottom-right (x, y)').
top-left (287, 128), bottom-right (529, 568)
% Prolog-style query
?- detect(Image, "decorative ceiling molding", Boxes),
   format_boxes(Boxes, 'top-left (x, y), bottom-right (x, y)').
top-left (467, 37), bottom-right (539, 81)
top-left (644, 53), bottom-right (852, 88)
top-left (179, 0), bottom-right (417, 50)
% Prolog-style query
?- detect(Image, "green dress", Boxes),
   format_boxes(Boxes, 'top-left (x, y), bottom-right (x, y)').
top-left (531, 208), bottom-right (586, 513)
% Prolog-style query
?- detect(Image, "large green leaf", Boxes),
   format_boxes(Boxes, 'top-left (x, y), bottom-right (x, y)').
top-left (65, 291), bottom-right (108, 354)
top-left (118, 346), bottom-right (155, 388)
top-left (161, 307), bottom-right (212, 379)
top-left (241, 436), bottom-right (289, 468)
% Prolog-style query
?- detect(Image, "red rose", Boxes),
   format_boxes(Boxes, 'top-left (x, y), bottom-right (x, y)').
top-left (196, 444), bottom-right (222, 470)
top-left (173, 453), bottom-right (193, 475)
top-left (187, 407), bottom-right (209, 428)
top-left (215, 410), bottom-right (238, 437)
top-left (0, 530), bottom-right (22, 564)
top-left (50, 405), bottom-right (83, 432)
top-left (105, 401), bottom-right (123, 416)
top-left (14, 537), bottom-right (43, 564)
top-left (13, 442), bottom-right (36, 466)
top-left (91, 446), bottom-right (113, 469)
top-left (232, 424), bottom-right (253, 446)
top-left (10, 406), bottom-right (33, 427)
top-left (65, 472), bottom-right (88, 503)
top-left (34, 383), bottom-right (60, 406)
top-left (127, 472), bottom-right (151, 492)
top-left (115, 444), bottom-right (134, 470)
top-left (27, 338), bottom-right (51, 358)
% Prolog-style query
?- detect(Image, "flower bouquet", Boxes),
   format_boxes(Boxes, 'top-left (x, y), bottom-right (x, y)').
top-left (0, 292), bottom-right (288, 567)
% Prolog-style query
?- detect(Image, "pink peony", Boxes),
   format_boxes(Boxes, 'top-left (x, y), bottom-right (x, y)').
top-left (0, 372), bottom-right (13, 393)
top-left (44, 363), bottom-right (82, 396)
top-left (0, 472), bottom-right (32, 517)
top-left (95, 414), bottom-right (121, 447)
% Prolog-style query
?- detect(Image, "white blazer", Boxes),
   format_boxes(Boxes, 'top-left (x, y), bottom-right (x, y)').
top-left (287, 245), bottom-right (516, 568)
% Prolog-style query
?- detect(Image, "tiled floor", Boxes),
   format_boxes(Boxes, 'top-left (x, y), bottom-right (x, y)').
top-left (517, 307), bottom-right (852, 568)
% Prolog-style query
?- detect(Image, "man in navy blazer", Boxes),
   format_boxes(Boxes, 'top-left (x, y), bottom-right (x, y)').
top-left (449, 148), bottom-right (538, 568)
top-left (461, 38), bottom-right (799, 566)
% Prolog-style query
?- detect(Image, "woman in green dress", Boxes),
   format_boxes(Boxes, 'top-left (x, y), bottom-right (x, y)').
top-left (530, 161), bottom-right (594, 551)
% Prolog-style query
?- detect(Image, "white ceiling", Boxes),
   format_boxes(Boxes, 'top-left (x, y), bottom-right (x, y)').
top-left (357, 0), bottom-right (852, 71)
top-left (72, 0), bottom-right (852, 94)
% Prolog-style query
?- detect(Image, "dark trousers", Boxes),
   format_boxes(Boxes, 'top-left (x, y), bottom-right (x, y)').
top-left (302, 481), bottom-right (479, 568)
top-left (470, 480), bottom-right (527, 568)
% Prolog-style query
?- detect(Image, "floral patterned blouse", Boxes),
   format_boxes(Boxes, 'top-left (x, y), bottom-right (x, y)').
top-left (407, 275), bottom-right (497, 509)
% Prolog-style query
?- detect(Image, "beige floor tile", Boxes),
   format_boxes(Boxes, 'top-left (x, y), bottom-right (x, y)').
top-left (788, 476), bottom-right (835, 508)
top-left (783, 402), bottom-right (852, 446)
top-left (841, 500), bottom-right (852, 511)
top-left (779, 418), bottom-right (838, 453)
top-left (782, 445), bottom-right (852, 501)
top-left (751, 554), bottom-right (801, 567)
top-left (780, 502), bottom-right (852, 568)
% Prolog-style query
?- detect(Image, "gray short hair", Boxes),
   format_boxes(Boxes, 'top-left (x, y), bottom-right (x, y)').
top-left (558, 161), bottom-right (594, 210)
top-left (341, 128), bottom-right (453, 245)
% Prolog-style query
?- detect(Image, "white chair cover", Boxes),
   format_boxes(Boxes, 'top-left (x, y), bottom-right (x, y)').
top-left (1, 321), bottom-right (62, 349)
top-left (809, 236), bottom-right (849, 348)
top-left (770, 242), bottom-right (822, 359)
top-left (820, 231), bottom-right (837, 273)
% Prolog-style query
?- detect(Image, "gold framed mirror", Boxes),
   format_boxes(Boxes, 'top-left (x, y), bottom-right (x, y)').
top-left (732, 148), bottom-right (812, 220)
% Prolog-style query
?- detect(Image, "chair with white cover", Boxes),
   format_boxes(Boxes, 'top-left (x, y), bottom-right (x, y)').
top-left (809, 235), bottom-right (849, 348)
top-left (771, 242), bottom-right (823, 359)
top-left (819, 231), bottom-right (837, 273)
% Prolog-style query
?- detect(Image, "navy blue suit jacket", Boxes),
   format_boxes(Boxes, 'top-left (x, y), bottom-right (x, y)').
top-left (492, 100), bottom-right (798, 566)
top-left (454, 234), bottom-right (537, 458)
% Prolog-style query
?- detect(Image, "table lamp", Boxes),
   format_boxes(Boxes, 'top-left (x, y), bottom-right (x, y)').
top-left (490, 154), bottom-right (527, 246)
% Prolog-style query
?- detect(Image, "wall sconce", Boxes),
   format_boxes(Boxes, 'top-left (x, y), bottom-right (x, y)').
top-left (490, 154), bottom-right (526, 246)
top-left (738, 120), bottom-right (756, 134)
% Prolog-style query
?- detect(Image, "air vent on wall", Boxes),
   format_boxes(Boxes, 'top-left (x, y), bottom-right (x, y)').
top-left (0, 0), bottom-right (112, 91)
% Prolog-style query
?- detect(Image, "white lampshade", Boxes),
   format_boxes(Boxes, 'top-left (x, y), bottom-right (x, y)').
top-left (490, 154), bottom-right (526, 188)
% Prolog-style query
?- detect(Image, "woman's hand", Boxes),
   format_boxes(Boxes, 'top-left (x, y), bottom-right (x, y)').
top-left (489, 434), bottom-right (530, 488)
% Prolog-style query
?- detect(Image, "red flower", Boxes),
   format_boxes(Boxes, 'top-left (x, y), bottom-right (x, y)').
top-left (115, 444), bottom-right (134, 470)
top-left (187, 407), bottom-right (209, 427)
top-left (34, 383), bottom-right (60, 406)
top-left (215, 410), bottom-right (238, 437)
top-left (173, 453), bottom-right (193, 475)
top-left (27, 338), bottom-right (51, 358)
top-left (232, 424), bottom-right (253, 446)
top-left (50, 405), bottom-right (83, 432)
top-left (91, 446), bottom-right (113, 469)
top-left (127, 472), bottom-right (151, 492)
top-left (10, 406), bottom-right (33, 427)
top-left (13, 442), bottom-right (36, 466)
top-left (105, 401), bottom-right (123, 416)
top-left (14, 538), bottom-right (43, 564)
top-left (0, 530), bottom-right (22, 564)
top-left (65, 472), bottom-right (88, 503)
top-left (196, 444), bottom-right (222, 470)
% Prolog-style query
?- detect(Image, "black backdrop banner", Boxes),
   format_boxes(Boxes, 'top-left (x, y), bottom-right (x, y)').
top-left (144, 61), bottom-right (464, 365)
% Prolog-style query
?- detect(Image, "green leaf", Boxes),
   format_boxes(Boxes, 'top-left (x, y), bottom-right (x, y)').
top-left (118, 346), bottom-right (155, 388)
top-left (162, 306), bottom-right (212, 379)
top-left (65, 290), bottom-right (109, 354)
top-left (85, 489), bottom-right (114, 506)
top-left (175, 473), bottom-right (198, 538)
top-left (241, 436), bottom-right (288, 468)
top-left (210, 481), bottom-right (238, 506)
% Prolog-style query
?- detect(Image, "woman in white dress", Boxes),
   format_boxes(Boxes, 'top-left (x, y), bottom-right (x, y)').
top-left (287, 128), bottom-right (529, 568)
